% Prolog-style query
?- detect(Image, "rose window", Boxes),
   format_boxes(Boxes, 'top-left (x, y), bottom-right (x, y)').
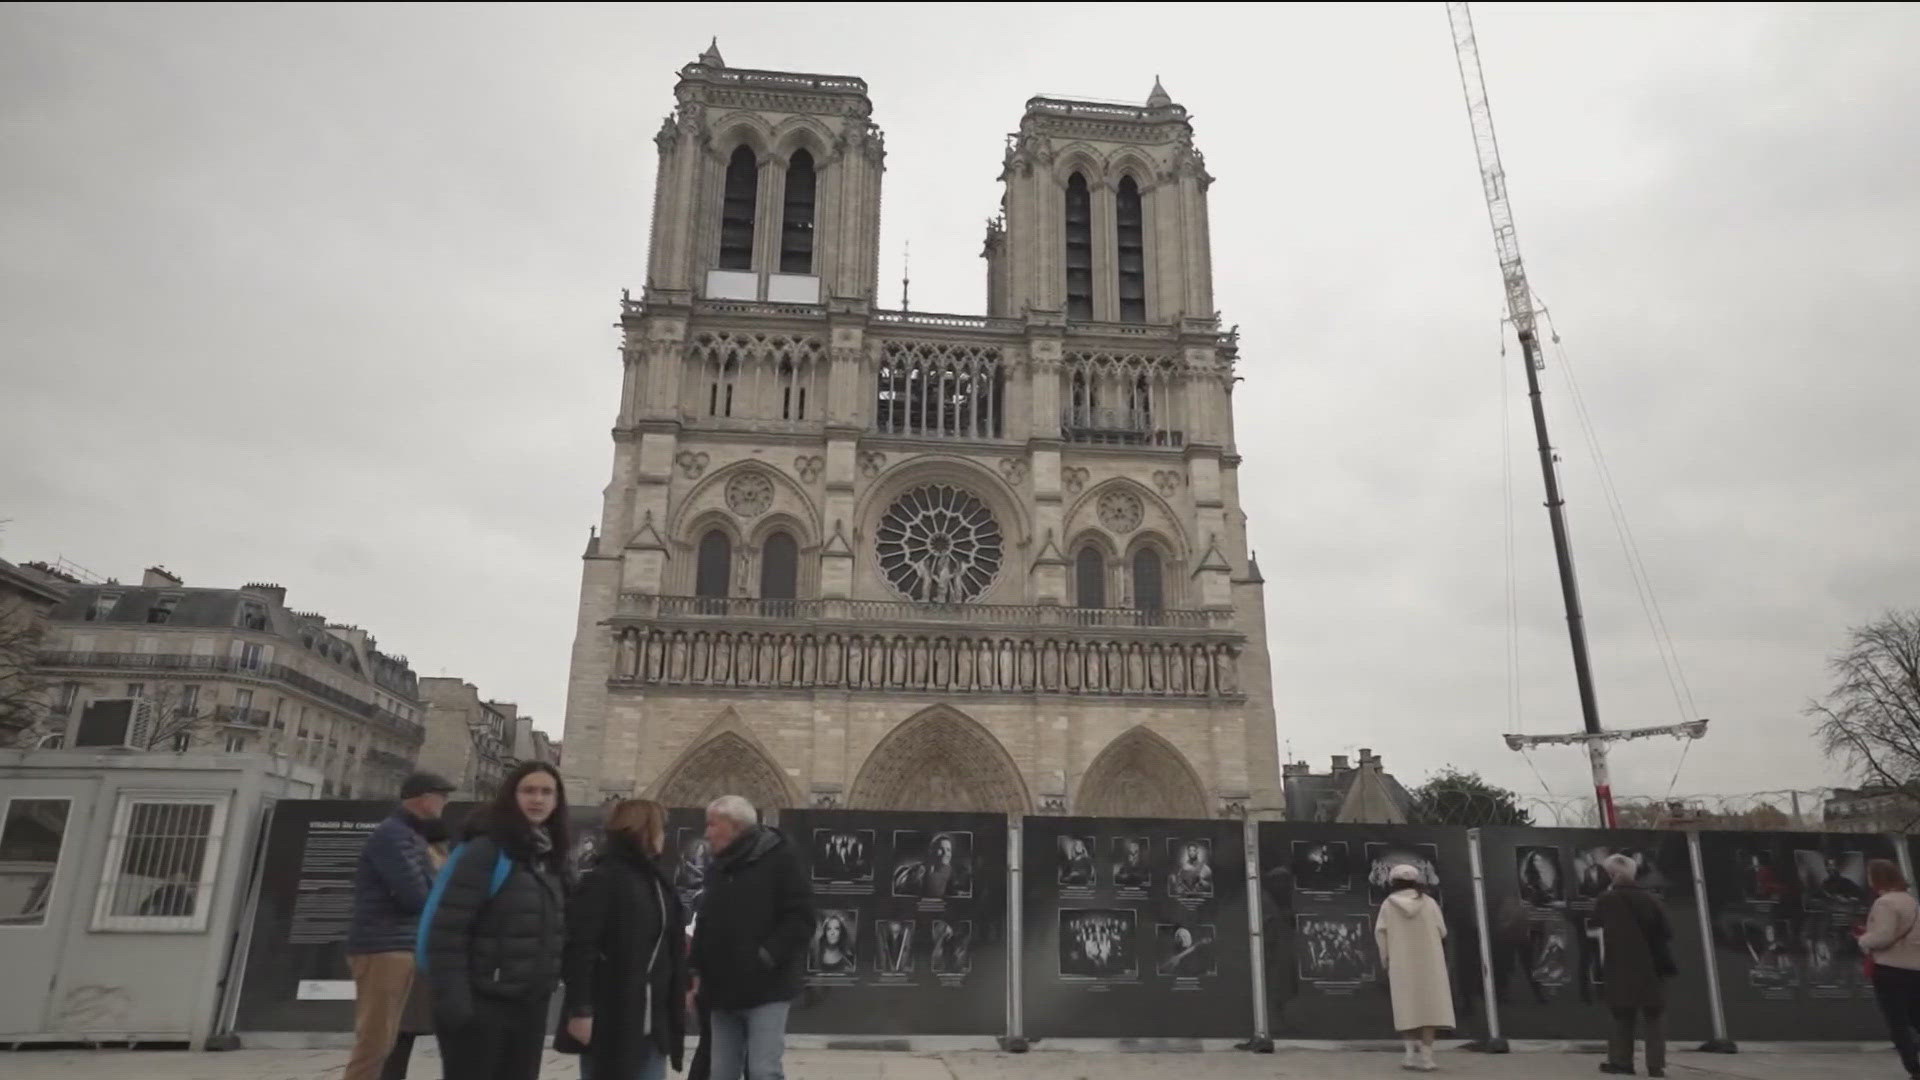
top-left (1097, 490), bottom-right (1144, 533)
top-left (725, 471), bottom-right (774, 517)
top-left (875, 484), bottom-right (1003, 603)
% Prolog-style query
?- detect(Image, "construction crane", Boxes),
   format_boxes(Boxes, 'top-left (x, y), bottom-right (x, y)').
top-left (1446, 2), bottom-right (1706, 828)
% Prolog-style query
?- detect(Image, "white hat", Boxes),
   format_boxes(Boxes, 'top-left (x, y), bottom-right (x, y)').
top-left (1389, 863), bottom-right (1422, 883)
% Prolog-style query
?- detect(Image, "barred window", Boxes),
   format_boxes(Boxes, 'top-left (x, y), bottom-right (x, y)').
top-left (719, 145), bottom-right (758, 271)
top-left (1064, 172), bottom-right (1093, 320)
top-left (91, 793), bottom-right (229, 932)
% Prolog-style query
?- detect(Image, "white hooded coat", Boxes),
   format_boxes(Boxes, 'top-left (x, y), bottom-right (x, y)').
top-left (1374, 889), bottom-right (1456, 1031)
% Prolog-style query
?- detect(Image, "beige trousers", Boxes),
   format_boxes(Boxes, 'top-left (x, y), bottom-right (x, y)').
top-left (345, 951), bottom-right (416, 1080)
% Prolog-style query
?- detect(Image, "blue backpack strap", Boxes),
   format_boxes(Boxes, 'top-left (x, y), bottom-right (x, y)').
top-left (489, 851), bottom-right (512, 898)
top-left (415, 842), bottom-right (468, 973)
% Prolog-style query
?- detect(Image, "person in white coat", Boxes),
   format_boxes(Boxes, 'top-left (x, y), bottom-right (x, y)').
top-left (1375, 863), bottom-right (1455, 1072)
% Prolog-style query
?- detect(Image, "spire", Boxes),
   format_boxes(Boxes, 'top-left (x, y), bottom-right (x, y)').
top-left (1146, 75), bottom-right (1172, 108)
top-left (900, 240), bottom-right (911, 311)
top-left (699, 37), bottom-right (725, 67)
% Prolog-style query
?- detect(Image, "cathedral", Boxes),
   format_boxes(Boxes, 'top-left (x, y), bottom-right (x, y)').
top-left (559, 42), bottom-right (1282, 819)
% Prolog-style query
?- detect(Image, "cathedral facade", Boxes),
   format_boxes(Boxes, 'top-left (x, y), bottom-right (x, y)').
top-left (559, 44), bottom-right (1281, 819)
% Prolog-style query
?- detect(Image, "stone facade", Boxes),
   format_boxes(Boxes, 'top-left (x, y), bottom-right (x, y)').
top-left (34, 567), bottom-right (424, 798)
top-left (415, 677), bottom-right (515, 800)
top-left (560, 46), bottom-right (1280, 819)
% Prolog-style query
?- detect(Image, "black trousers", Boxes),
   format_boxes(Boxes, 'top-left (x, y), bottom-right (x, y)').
top-left (380, 1033), bottom-right (417, 1080)
top-left (435, 996), bottom-right (548, 1080)
top-left (1874, 965), bottom-right (1920, 1075)
top-left (1608, 1005), bottom-right (1665, 1075)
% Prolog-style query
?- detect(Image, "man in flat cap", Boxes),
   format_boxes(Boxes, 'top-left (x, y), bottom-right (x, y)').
top-left (343, 772), bottom-right (454, 1080)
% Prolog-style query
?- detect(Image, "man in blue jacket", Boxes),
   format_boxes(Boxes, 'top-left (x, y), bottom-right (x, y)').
top-left (344, 772), bottom-right (453, 1080)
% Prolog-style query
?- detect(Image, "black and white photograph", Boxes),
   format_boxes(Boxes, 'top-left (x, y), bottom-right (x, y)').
top-left (1295, 914), bottom-right (1376, 984)
top-left (890, 830), bottom-right (974, 899)
top-left (1528, 922), bottom-right (1572, 987)
top-left (1572, 846), bottom-right (1667, 900)
top-left (1058, 835), bottom-right (1097, 889)
top-left (812, 828), bottom-right (875, 886)
top-left (1059, 908), bottom-right (1138, 980)
top-left (1741, 918), bottom-right (1797, 991)
top-left (1794, 850), bottom-right (1869, 910)
top-left (1156, 923), bottom-right (1218, 978)
top-left (673, 829), bottom-right (710, 914)
top-left (1801, 917), bottom-right (1865, 992)
top-left (808, 909), bottom-right (860, 976)
top-left (874, 918), bottom-right (914, 974)
top-left (1110, 836), bottom-right (1153, 891)
top-left (930, 919), bottom-right (972, 975)
top-left (1365, 842), bottom-right (1442, 904)
top-left (1290, 840), bottom-right (1353, 897)
top-left (1518, 845), bottom-right (1566, 908)
top-left (1167, 838), bottom-right (1214, 899)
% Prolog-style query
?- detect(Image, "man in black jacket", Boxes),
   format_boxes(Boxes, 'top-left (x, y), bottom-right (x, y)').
top-left (344, 772), bottom-right (452, 1080)
top-left (690, 795), bottom-right (814, 1080)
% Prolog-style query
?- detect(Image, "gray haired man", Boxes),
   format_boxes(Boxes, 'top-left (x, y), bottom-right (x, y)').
top-left (1594, 852), bottom-right (1677, 1078)
top-left (689, 795), bottom-right (815, 1080)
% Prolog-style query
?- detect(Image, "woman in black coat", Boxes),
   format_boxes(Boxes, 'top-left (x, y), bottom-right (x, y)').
top-left (425, 761), bottom-right (570, 1080)
top-left (560, 798), bottom-right (689, 1080)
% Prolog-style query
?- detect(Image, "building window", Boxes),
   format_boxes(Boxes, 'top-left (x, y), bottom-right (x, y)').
top-left (180, 685), bottom-right (200, 714)
top-left (708, 355), bottom-right (739, 418)
top-left (234, 688), bottom-right (253, 711)
top-left (780, 149), bottom-right (816, 274)
top-left (779, 359), bottom-right (808, 421)
top-left (238, 602), bottom-right (267, 631)
top-left (1075, 546), bottom-right (1107, 609)
top-left (86, 593), bottom-right (119, 622)
top-left (759, 532), bottom-right (799, 603)
top-left (239, 642), bottom-right (263, 672)
top-left (1116, 175), bottom-right (1146, 323)
top-left (271, 699), bottom-right (285, 729)
top-left (55, 682), bottom-right (80, 714)
top-left (1132, 548), bottom-right (1165, 613)
top-left (127, 682), bottom-right (145, 700)
top-left (695, 530), bottom-right (732, 602)
top-left (0, 797), bottom-right (72, 926)
top-left (1064, 172), bottom-right (1093, 321)
top-left (874, 341), bottom-right (1005, 439)
top-left (91, 793), bottom-right (230, 932)
top-left (225, 735), bottom-right (246, 753)
top-left (719, 145), bottom-right (758, 271)
top-left (147, 596), bottom-right (180, 624)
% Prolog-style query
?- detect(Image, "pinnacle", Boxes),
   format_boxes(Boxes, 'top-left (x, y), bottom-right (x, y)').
top-left (699, 37), bottom-right (725, 67)
top-left (1147, 75), bottom-right (1172, 108)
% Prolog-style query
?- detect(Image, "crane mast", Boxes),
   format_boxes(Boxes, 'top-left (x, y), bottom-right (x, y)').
top-left (1446, 1), bottom-right (1616, 827)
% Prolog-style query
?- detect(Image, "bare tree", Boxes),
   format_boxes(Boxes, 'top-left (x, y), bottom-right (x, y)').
top-left (0, 598), bottom-right (52, 746)
top-left (1810, 610), bottom-right (1920, 815)
top-left (138, 682), bottom-right (216, 752)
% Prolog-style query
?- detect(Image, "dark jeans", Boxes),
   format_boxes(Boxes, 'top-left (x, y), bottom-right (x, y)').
top-left (1873, 965), bottom-right (1920, 1075)
top-left (380, 1033), bottom-right (416, 1080)
top-left (435, 995), bottom-right (549, 1080)
top-left (1609, 1005), bottom-right (1666, 1075)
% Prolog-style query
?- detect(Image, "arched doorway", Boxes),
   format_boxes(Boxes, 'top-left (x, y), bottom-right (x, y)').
top-left (651, 723), bottom-right (794, 812)
top-left (1076, 725), bottom-right (1209, 819)
top-left (847, 706), bottom-right (1032, 814)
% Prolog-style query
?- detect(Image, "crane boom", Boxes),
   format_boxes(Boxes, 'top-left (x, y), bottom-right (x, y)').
top-left (1446, 2), bottom-right (1615, 826)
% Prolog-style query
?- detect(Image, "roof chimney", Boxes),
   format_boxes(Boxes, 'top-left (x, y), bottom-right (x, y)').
top-left (143, 566), bottom-right (182, 588)
top-left (242, 582), bottom-right (287, 606)
top-left (1331, 754), bottom-right (1351, 773)
top-left (1282, 761), bottom-right (1311, 778)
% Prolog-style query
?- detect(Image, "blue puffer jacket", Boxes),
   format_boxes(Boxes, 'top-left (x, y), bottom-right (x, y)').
top-left (347, 810), bottom-right (435, 955)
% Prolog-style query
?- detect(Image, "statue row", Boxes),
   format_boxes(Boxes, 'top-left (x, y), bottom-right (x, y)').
top-left (610, 627), bottom-right (1242, 697)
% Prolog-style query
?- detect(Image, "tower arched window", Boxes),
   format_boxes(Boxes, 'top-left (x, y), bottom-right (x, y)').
top-left (709, 354), bottom-right (739, 417)
top-left (1064, 172), bottom-right (1093, 321)
top-left (780, 149), bottom-right (816, 274)
top-left (1132, 548), bottom-right (1164, 615)
top-left (695, 530), bottom-right (732, 603)
top-left (719, 146), bottom-right (758, 271)
top-left (759, 531), bottom-right (799, 610)
top-left (1075, 546), bottom-right (1106, 609)
top-left (1116, 175), bottom-right (1146, 323)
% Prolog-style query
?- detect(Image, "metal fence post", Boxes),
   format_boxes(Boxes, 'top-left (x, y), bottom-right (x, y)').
top-left (1897, 832), bottom-right (1916, 892)
top-left (1685, 829), bottom-right (1736, 1052)
top-left (1466, 828), bottom-right (1508, 1052)
top-left (1243, 818), bottom-right (1273, 1049)
top-left (1002, 815), bottom-right (1027, 1051)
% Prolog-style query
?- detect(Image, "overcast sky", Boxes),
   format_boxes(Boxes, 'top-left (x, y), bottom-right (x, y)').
top-left (4, 3), bottom-right (1916, 809)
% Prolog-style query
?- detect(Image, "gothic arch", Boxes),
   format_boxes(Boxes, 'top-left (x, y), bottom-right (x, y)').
top-left (1064, 477), bottom-right (1189, 564)
top-left (708, 115), bottom-right (775, 162)
top-left (1107, 149), bottom-right (1158, 192)
top-left (1075, 725), bottom-right (1209, 819)
top-left (1053, 143), bottom-right (1107, 185)
top-left (771, 115), bottom-right (836, 164)
top-left (847, 705), bottom-right (1032, 814)
top-left (649, 708), bottom-right (799, 812)
top-left (671, 460), bottom-right (821, 546)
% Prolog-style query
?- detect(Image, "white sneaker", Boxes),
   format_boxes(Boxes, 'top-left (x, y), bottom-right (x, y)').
top-left (1401, 1044), bottom-right (1420, 1070)
top-left (1416, 1046), bottom-right (1438, 1072)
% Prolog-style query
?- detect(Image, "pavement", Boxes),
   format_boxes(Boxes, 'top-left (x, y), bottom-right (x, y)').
top-left (0, 1045), bottom-right (1907, 1080)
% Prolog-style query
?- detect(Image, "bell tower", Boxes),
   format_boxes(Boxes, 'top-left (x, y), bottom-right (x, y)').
top-left (985, 78), bottom-right (1214, 323)
top-left (644, 40), bottom-right (886, 307)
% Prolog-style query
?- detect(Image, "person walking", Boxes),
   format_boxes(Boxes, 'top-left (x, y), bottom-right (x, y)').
top-left (425, 761), bottom-right (570, 1080)
top-left (559, 798), bottom-right (689, 1080)
top-left (1374, 863), bottom-right (1454, 1072)
top-left (689, 795), bottom-right (814, 1080)
top-left (382, 811), bottom-right (450, 1080)
top-left (1858, 859), bottom-right (1920, 1079)
top-left (1594, 853), bottom-right (1676, 1078)
top-left (344, 772), bottom-right (453, 1080)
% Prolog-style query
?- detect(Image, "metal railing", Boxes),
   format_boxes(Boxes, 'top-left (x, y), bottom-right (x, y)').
top-left (614, 594), bottom-right (1229, 630)
top-left (214, 705), bottom-right (270, 728)
top-left (1060, 407), bottom-right (1184, 447)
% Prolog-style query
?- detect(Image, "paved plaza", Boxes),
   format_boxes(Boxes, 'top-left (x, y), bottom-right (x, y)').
top-left (0, 1045), bottom-right (1900, 1080)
